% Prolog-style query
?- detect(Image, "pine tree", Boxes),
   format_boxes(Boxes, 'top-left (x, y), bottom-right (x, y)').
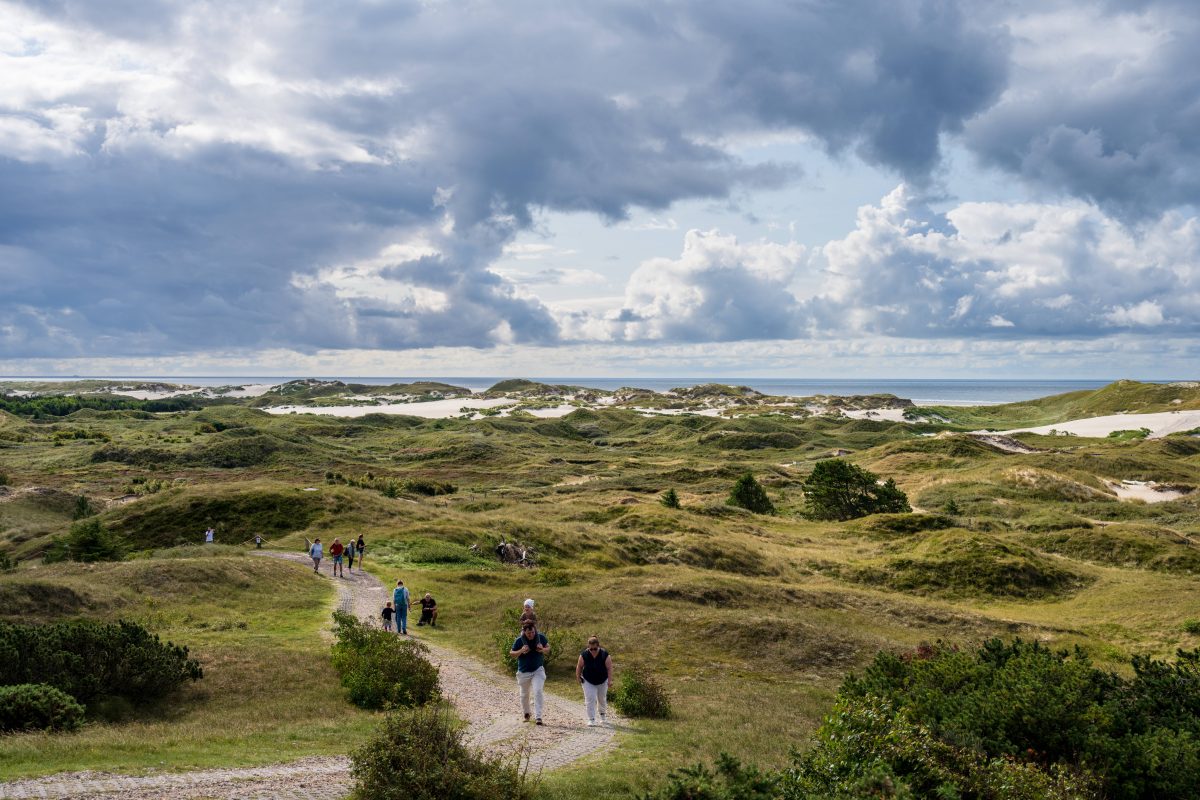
top-left (801, 459), bottom-right (910, 521)
top-left (661, 488), bottom-right (681, 509)
top-left (727, 473), bottom-right (775, 514)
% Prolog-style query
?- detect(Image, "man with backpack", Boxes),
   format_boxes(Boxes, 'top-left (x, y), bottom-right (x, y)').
top-left (392, 580), bottom-right (410, 635)
top-left (510, 622), bottom-right (550, 725)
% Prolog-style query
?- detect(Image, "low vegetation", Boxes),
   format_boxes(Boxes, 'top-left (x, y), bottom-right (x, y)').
top-left (331, 610), bottom-right (440, 710)
top-left (0, 684), bottom-right (85, 733)
top-left (0, 378), bottom-right (1198, 795)
top-left (351, 705), bottom-right (538, 800)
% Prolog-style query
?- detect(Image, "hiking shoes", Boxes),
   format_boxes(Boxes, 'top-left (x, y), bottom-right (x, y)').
top-left (535, 718), bottom-right (544, 726)
top-left (524, 712), bottom-right (531, 721)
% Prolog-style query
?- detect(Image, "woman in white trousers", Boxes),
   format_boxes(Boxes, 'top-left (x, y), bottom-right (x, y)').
top-left (576, 635), bottom-right (613, 726)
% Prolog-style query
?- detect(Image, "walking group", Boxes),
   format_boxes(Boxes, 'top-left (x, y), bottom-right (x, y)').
top-left (308, 538), bottom-right (612, 728)
top-left (307, 535), bottom-right (365, 576)
top-left (510, 598), bottom-right (613, 727)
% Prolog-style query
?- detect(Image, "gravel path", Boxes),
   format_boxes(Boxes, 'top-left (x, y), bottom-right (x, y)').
top-left (0, 553), bottom-right (619, 799)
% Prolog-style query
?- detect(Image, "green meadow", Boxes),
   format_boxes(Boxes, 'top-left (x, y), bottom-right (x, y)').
top-left (1, 379), bottom-right (1198, 796)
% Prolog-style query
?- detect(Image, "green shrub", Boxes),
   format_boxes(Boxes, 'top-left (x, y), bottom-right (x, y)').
top-left (611, 666), bottom-right (671, 719)
top-left (72, 495), bottom-right (95, 520)
top-left (811, 639), bottom-right (1200, 800)
top-left (0, 552), bottom-right (14, 573)
top-left (331, 611), bottom-right (440, 710)
top-left (0, 470), bottom-right (8, 486)
top-left (802, 459), bottom-right (910, 521)
top-left (351, 705), bottom-right (537, 800)
top-left (640, 753), bottom-right (778, 800)
top-left (0, 619), bottom-right (202, 703)
top-left (660, 488), bottom-right (681, 509)
top-left (404, 479), bottom-right (457, 496)
top-left (0, 683), bottom-right (86, 733)
top-left (726, 473), bottom-right (775, 514)
top-left (1185, 619), bottom-right (1200, 635)
top-left (42, 518), bottom-right (126, 563)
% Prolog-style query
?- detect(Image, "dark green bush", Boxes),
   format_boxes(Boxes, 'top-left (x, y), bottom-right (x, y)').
top-left (640, 753), bottom-right (778, 800)
top-left (42, 518), bottom-right (126, 563)
top-left (819, 640), bottom-right (1200, 800)
top-left (802, 459), bottom-right (910, 521)
top-left (0, 552), bottom-right (14, 573)
top-left (611, 666), bottom-right (671, 719)
top-left (404, 479), bottom-right (458, 496)
top-left (660, 488), bottom-right (681, 509)
top-left (726, 473), bottom-right (775, 514)
top-left (0, 683), bottom-right (85, 732)
top-left (1185, 619), bottom-right (1200, 635)
top-left (351, 705), bottom-right (537, 800)
top-left (331, 611), bottom-right (440, 709)
top-left (0, 619), bottom-right (202, 703)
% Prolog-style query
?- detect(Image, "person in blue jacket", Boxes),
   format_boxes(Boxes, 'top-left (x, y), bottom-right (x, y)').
top-left (392, 579), bottom-right (410, 635)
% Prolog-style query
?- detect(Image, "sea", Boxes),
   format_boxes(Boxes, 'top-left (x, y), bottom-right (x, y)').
top-left (0, 376), bottom-right (1167, 406)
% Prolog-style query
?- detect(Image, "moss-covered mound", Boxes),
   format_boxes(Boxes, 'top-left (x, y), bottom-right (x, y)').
top-left (1032, 524), bottom-right (1200, 574)
top-left (850, 531), bottom-right (1087, 598)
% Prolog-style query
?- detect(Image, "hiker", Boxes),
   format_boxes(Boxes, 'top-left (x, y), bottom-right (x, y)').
top-left (254, 534), bottom-right (263, 549)
top-left (520, 598), bottom-right (537, 626)
top-left (356, 535), bottom-right (366, 565)
top-left (418, 593), bottom-right (437, 627)
top-left (345, 538), bottom-right (356, 572)
top-left (381, 601), bottom-right (395, 632)
top-left (393, 580), bottom-right (410, 635)
top-left (309, 538), bottom-right (322, 572)
top-left (576, 635), bottom-right (613, 726)
top-left (204, 527), bottom-right (215, 544)
top-left (329, 538), bottom-right (345, 577)
top-left (510, 622), bottom-right (549, 725)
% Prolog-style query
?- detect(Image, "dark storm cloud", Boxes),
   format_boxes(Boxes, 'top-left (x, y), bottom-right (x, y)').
top-left (685, 0), bottom-right (1011, 178)
top-left (3, 0), bottom-right (1200, 358)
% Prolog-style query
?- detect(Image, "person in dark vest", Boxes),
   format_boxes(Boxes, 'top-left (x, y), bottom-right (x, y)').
top-left (510, 622), bottom-right (549, 724)
top-left (575, 635), bottom-right (613, 726)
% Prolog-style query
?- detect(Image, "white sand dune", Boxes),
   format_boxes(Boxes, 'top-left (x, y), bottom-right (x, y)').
top-left (1000, 411), bottom-right (1200, 439)
top-left (842, 408), bottom-right (910, 422)
top-left (264, 397), bottom-right (522, 419)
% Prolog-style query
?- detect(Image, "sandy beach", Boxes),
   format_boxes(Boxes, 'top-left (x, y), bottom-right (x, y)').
top-left (1000, 411), bottom-right (1200, 439)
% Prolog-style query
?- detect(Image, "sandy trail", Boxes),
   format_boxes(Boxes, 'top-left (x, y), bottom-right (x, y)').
top-left (0, 553), bottom-right (618, 800)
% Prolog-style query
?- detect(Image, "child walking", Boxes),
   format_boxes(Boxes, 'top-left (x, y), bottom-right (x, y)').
top-left (381, 601), bottom-right (395, 632)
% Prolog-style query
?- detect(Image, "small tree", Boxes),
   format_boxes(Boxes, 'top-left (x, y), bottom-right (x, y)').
top-left (802, 459), bottom-right (910, 521)
top-left (661, 488), bottom-right (681, 509)
top-left (43, 518), bottom-right (126, 563)
top-left (727, 473), bottom-right (775, 515)
top-left (72, 495), bottom-right (95, 520)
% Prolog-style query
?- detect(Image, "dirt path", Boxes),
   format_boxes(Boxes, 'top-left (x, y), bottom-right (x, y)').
top-left (0, 553), bottom-right (619, 800)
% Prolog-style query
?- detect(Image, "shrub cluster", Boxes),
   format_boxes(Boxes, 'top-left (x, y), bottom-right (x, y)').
top-left (0, 684), bottom-right (85, 733)
top-left (351, 705), bottom-right (537, 800)
top-left (331, 611), bottom-right (440, 710)
top-left (611, 666), bottom-right (671, 719)
top-left (0, 618), bottom-right (202, 704)
top-left (42, 518), bottom-right (127, 563)
top-left (324, 471), bottom-right (457, 498)
top-left (650, 640), bottom-right (1200, 800)
top-left (801, 459), bottom-right (910, 521)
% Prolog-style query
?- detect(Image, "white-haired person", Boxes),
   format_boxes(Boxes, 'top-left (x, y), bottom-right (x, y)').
top-left (575, 635), bottom-right (613, 726)
top-left (520, 598), bottom-right (537, 626)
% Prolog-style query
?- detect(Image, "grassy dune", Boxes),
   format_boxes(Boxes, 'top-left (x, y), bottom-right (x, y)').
top-left (0, 380), bottom-right (1198, 793)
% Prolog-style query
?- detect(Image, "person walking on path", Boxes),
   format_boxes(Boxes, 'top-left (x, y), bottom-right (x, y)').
top-left (511, 622), bottom-right (550, 725)
top-left (576, 635), bottom-right (613, 726)
top-left (254, 534), bottom-right (263, 549)
top-left (381, 601), bottom-right (395, 632)
top-left (308, 538), bottom-right (323, 573)
top-left (329, 538), bottom-right (345, 577)
top-left (204, 527), bottom-right (215, 544)
top-left (345, 538), bottom-right (356, 573)
top-left (393, 580), bottom-right (410, 634)
top-left (356, 535), bottom-right (366, 565)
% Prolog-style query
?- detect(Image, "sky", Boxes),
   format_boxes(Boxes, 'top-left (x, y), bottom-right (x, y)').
top-left (1, 0), bottom-right (1198, 379)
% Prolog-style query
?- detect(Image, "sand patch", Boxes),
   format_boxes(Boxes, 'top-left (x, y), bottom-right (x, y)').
top-left (1103, 479), bottom-right (1190, 503)
top-left (1001, 410), bottom-right (1200, 439)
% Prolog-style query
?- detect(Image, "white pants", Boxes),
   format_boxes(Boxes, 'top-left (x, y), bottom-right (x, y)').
top-left (516, 667), bottom-right (546, 719)
top-left (582, 679), bottom-right (608, 721)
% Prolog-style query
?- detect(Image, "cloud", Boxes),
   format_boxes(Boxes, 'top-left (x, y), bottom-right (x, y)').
top-left (2, 0), bottom-right (1199, 361)
top-left (964, 1), bottom-right (1200, 218)
top-left (568, 185), bottom-right (1200, 343)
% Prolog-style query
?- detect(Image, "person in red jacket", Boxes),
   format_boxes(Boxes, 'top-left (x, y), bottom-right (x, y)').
top-left (329, 537), bottom-right (345, 577)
